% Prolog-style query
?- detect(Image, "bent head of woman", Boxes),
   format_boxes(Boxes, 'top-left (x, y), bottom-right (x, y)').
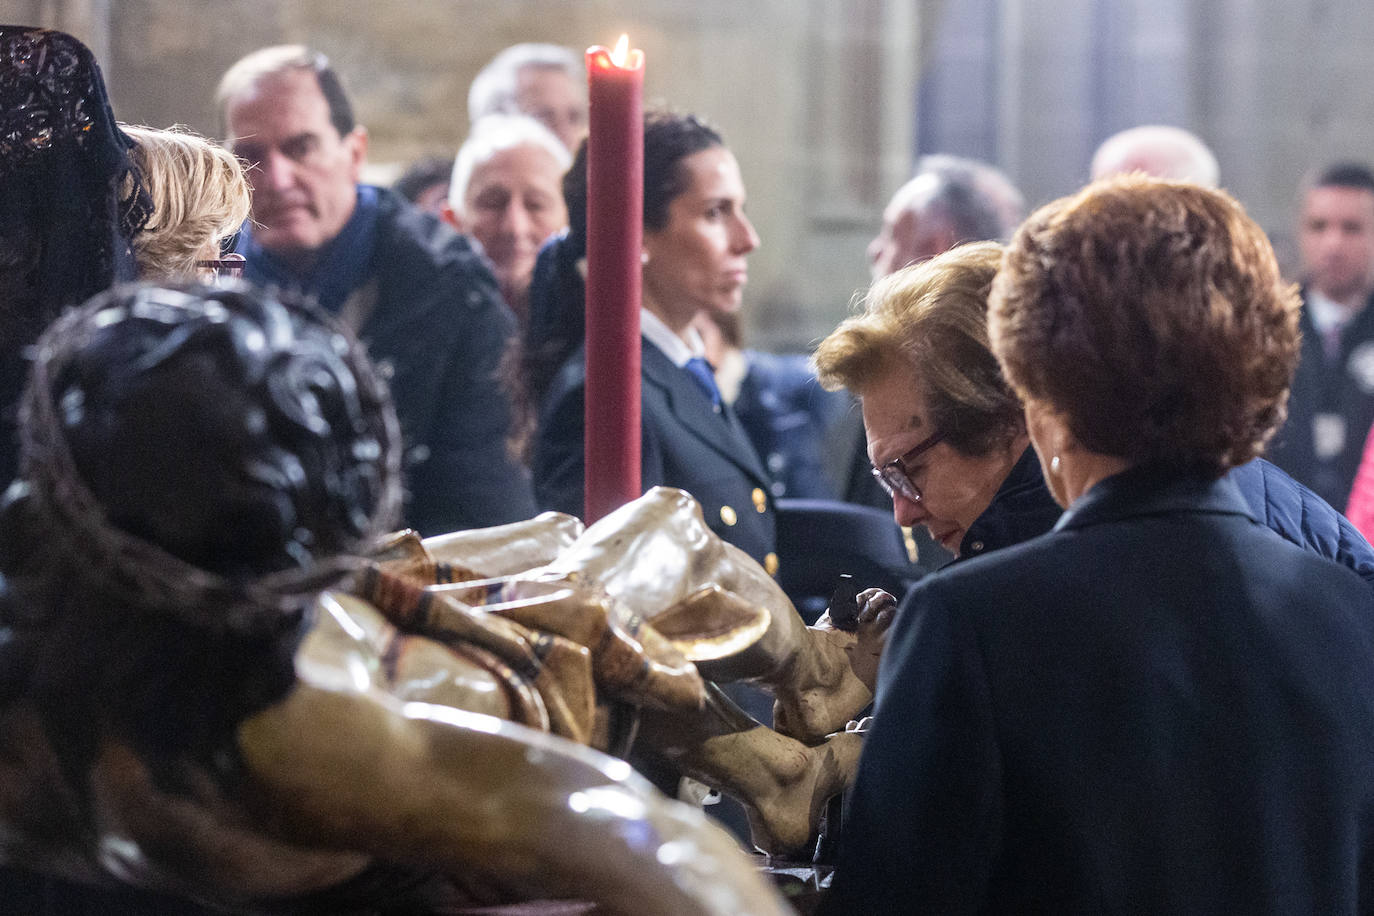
top-left (989, 175), bottom-right (1301, 507)
top-left (815, 242), bottom-right (1028, 556)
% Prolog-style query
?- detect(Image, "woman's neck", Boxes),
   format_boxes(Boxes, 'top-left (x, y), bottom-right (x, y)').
top-left (641, 288), bottom-right (696, 343)
top-left (1057, 451), bottom-right (1134, 506)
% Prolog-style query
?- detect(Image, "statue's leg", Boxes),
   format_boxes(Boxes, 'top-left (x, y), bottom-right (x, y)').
top-left (657, 583), bottom-right (873, 745)
top-left (635, 684), bottom-right (863, 857)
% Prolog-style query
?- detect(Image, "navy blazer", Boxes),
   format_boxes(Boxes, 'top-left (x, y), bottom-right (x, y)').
top-left (533, 339), bottom-right (777, 567)
top-left (827, 465), bottom-right (1374, 914)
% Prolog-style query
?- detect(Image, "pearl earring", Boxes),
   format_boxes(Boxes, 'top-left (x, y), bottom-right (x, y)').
top-left (640, 251), bottom-right (650, 265)
top-left (1050, 455), bottom-right (1061, 474)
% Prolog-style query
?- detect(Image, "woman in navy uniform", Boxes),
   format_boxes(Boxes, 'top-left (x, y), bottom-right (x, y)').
top-left (532, 111), bottom-right (776, 574)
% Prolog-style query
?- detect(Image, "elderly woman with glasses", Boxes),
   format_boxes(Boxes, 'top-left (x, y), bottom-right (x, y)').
top-left (820, 176), bottom-right (1374, 913)
top-left (814, 241), bottom-right (1374, 579)
top-left (816, 241), bottom-right (1056, 561)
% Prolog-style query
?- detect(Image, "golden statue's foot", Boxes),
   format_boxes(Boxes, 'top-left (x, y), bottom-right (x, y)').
top-left (769, 627), bottom-right (873, 744)
top-left (742, 729), bottom-right (865, 857)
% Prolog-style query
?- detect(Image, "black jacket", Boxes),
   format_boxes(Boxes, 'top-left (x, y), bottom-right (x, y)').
top-left (828, 465), bottom-right (1374, 914)
top-left (285, 190), bottom-right (535, 535)
top-left (1267, 288), bottom-right (1374, 509)
top-left (956, 447), bottom-right (1064, 561)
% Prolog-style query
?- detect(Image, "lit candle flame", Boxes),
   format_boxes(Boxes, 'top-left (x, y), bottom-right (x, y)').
top-left (611, 34), bottom-right (630, 67)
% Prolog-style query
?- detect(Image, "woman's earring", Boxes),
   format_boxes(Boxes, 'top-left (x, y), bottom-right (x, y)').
top-left (1050, 455), bottom-right (1061, 474)
top-left (640, 251), bottom-right (650, 265)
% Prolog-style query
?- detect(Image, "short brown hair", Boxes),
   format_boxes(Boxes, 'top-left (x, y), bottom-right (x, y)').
top-left (123, 125), bottom-right (251, 281)
top-left (990, 175), bottom-right (1301, 474)
top-left (814, 241), bottom-right (1024, 456)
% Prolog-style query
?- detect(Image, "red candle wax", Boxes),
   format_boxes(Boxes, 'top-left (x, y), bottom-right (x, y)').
top-left (583, 37), bottom-right (645, 523)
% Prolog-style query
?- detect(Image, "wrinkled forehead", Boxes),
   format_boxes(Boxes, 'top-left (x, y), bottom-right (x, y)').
top-left (470, 141), bottom-right (567, 184)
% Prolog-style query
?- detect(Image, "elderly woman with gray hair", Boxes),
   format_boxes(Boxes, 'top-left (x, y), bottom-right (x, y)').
top-left (442, 114), bottom-right (570, 326)
top-left (821, 176), bottom-right (1374, 913)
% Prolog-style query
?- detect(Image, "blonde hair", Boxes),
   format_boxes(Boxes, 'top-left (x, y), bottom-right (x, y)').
top-left (122, 125), bottom-right (251, 282)
top-left (814, 241), bottom-right (1024, 456)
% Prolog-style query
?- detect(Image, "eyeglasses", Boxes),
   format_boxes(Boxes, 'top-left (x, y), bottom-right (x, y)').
top-left (871, 429), bottom-right (945, 503)
top-left (196, 253), bottom-right (246, 285)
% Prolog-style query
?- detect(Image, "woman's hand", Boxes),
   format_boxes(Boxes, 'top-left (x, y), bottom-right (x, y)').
top-left (816, 587), bottom-right (898, 692)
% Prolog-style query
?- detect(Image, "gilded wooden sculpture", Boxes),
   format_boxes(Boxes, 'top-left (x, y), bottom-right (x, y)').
top-left (0, 284), bottom-right (887, 914)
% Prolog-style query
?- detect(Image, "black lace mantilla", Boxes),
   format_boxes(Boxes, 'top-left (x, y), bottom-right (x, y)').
top-left (0, 25), bottom-right (152, 237)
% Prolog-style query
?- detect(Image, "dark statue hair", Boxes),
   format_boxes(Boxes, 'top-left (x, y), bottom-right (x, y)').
top-left (7, 283), bottom-right (402, 627)
top-left (0, 283), bottom-right (403, 795)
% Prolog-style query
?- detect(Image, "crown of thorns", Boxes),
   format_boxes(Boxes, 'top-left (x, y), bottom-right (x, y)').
top-left (17, 284), bottom-right (403, 633)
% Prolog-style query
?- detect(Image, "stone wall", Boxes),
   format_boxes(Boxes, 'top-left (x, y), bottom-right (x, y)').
top-left (23, 1), bottom-right (1374, 346)
top-left (917, 0), bottom-right (1374, 264)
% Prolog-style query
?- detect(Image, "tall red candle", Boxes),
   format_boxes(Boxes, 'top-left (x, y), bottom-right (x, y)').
top-left (583, 36), bottom-right (645, 523)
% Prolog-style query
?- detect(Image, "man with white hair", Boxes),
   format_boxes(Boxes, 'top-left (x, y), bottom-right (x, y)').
top-left (866, 154), bottom-right (1024, 281)
top-left (468, 43), bottom-right (587, 152)
top-left (443, 114), bottom-right (570, 325)
top-left (1090, 124), bottom-right (1220, 187)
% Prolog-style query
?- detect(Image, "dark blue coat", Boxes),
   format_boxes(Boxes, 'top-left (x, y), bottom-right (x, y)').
top-left (1229, 456), bottom-right (1374, 584)
top-left (533, 338), bottom-right (777, 567)
top-left (731, 350), bottom-right (850, 500)
top-left (827, 465), bottom-right (1374, 914)
top-left (957, 450), bottom-right (1374, 587)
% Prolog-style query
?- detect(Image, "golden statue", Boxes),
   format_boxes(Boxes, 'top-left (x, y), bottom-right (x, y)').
top-left (0, 284), bottom-right (891, 914)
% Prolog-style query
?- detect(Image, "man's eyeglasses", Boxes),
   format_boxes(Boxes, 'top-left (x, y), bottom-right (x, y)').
top-left (196, 253), bottom-right (246, 285)
top-left (871, 429), bottom-right (945, 503)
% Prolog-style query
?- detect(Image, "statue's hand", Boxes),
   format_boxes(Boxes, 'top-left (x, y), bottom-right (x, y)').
top-left (854, 588), bottom-right (897, 627)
